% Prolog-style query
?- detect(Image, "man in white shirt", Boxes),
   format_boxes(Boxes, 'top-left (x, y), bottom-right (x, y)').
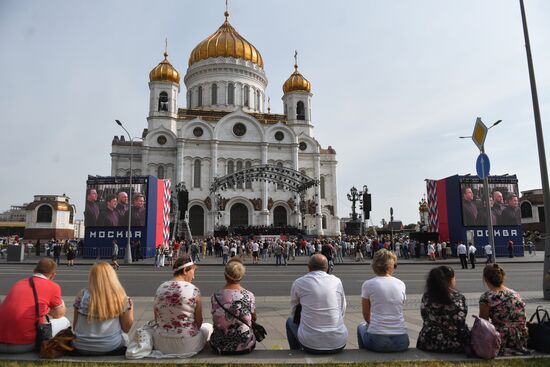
top-left (286, 254), bottom-right (348, 354)
top-left (251, 241), bottom-right (260, 264)
top-left (484, 243), bottom-right (493, 264)
top-left (468, 243), bottom-right (477, 269)
top-left (457, 242), bottom-right (468, 269)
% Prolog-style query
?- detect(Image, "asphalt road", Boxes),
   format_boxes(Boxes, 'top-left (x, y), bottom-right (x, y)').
top-left (0, 262), bottom-right (544, 298)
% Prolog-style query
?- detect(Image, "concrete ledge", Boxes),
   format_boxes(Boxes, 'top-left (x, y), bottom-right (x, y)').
top-left (1, 349), bottom-right (549, 364)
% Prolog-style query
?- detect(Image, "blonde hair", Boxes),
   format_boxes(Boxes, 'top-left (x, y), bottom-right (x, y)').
top-left (225, 258), bottom-right (245, 282)
top-left (87, 262), bottom-right (127, 320)
top-left (372, 249), bottom-right (397, 276)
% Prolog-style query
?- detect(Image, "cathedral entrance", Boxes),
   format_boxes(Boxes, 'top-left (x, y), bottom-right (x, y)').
top-left (189, 205), bottom-right (204, 236)
top-left (230, 203), bottom-right (248, 227)
top-left (273, 206), bottom-right (287, 226)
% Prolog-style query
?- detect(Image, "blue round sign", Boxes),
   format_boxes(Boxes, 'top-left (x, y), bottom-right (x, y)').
top-left (476, 153), bottom-right (490, 179)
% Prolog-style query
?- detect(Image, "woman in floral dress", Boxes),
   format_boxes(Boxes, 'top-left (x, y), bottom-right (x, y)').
top-left (153, 254), bottom-right (213, 355)
top-left (210, 258), bottom-right (257, 354)
top-left (417, 266), bottom-right (469, 352)
top-left (479, 263), bottom-right (529, 355)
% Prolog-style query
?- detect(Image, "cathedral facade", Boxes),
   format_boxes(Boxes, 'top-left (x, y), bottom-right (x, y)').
top-left (110, 10), bottom-right (340, 237)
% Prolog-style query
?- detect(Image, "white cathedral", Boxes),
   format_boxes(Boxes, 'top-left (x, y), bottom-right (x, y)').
top-left (110, 10), bottom-right (340, 237)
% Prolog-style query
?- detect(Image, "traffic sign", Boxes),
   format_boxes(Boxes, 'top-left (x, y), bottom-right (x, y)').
top-left (476, 153), bottom-right (490, 179)
top-left (472, 117), bottom-right (488, 151)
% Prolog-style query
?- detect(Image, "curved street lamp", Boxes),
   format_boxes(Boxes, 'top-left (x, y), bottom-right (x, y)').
top-left (115, 119), bottom-right (143, 264)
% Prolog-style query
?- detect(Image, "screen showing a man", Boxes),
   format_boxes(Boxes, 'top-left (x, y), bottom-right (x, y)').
top-left (459, 181), bottom-right (520, 227)
top-left (84, 188), bottom-right (99, 227)
top-left (97, 194), bottom-right (119, 227)
top-left (116, 191), bottom-right (129, 218)
top-left (125, 193), bottom-right (146, 227)
top-left (500, 193), bottom-right (521, 225)
top-left (461, 187), bottom-right (479, 226)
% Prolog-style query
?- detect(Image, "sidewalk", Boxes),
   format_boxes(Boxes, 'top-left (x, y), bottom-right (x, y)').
top-left (2, 250), bottom-right (545, 267)
top-left (2, 293), bottom-right (549, 364)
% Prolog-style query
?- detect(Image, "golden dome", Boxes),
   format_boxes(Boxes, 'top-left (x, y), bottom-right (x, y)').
top-left (283, 64), bottom-right (311, 93)
top-left (149, 52), bottom-right (180, 84)
top-left (188, 11), bottom-right (264, 68)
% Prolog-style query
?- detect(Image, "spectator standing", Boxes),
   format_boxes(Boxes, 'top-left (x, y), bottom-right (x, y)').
top-left (468, 243), bottom-right (477, 269)
top-left (457, 242), bottom-right (468, 269)
top-left (484, 243), bottom-right (493, 264)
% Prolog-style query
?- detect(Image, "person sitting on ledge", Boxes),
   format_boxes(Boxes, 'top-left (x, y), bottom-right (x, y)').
top-left (286, 253), bottom-right (348, 354)
top-left (357, 249), bottom-right (409, 352)
top-left (0, 258), bottom-right (71, 353)
top-left (416, 266), bottom-right (469, 352)
top-left (72, 262), bottom-right (133, 355)
top-left (210, 258), bottom-right (257, 355)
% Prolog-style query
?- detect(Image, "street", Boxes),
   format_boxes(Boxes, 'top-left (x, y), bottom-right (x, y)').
top-left (0, 261), bottom-right (544, 298)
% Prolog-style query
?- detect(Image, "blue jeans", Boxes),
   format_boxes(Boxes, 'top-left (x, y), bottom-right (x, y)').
top-left (357, 322), bottom-right (409, 352)
top-left (286, 317), bottom-right (345, 354)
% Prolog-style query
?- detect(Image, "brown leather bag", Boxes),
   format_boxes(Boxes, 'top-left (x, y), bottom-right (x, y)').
top-left (39, 327), bottom-right (76, 359)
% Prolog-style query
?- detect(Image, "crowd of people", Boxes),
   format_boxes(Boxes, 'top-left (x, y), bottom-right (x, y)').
top-left (462, 188), bottom-right (521, 226)
top-left (0, 248), bottom-right (533, 357)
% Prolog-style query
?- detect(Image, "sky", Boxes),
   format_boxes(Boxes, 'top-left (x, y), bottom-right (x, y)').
top-left (1, 0), bottom-right (549, 226)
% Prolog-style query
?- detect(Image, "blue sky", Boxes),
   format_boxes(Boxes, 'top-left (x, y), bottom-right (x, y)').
top-left (1, 0), bottom-right (549, 225)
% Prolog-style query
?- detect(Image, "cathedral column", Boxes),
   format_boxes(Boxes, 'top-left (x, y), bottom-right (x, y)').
top-left (291, 142), bottom-right (299, 170)
top-left (259, 143), bottom-right (269, 225)
top-left (313, 154), bottom-right (323, 235)
top-left (176, 138), bottom-right (185, 184)
top-left (141, 146), bottom-right (150, 176)
top-left (210, 140), bottom-right (218, 178)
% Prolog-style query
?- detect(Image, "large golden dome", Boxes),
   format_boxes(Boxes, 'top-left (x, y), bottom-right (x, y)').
top-left (283, 64), bottom-right (311, 93)
top-left (188, 11), bottom-right (264, 69)
top-left (149, 52), bottom-right (180, 84)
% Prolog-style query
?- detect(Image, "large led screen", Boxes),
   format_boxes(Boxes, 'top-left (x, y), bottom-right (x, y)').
top-left (460, 179), bottom-right (520, 227)
top-left (84, 177), bottom-right (148, 228)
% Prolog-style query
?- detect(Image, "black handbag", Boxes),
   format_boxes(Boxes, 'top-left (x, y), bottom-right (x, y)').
top-left (29, 277), bottom-right (53, 352)
top-left (214, 295), bottom-right (266, 342)
top-left (527, 306), bottom-right (550, 353)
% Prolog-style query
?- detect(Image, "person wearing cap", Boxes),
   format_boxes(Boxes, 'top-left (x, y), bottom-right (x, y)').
top-left (210, 258), bottom-right (257, 354)
top-left (152, 254), bottom-right (213, 356)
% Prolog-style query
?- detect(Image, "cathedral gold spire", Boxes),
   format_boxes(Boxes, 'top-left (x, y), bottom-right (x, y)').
top-left (283, 51), bottom-right (311, 93)
top-left (149, 41), bottom-right (180, 84)
top-left (188, 7), bottom-right (264, 68)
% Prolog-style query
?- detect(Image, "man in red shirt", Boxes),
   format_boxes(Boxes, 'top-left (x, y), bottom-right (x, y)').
top-left (0, 258), bottom-right (70, 353)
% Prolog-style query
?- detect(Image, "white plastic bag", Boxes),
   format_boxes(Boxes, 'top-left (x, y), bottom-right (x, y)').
top-left (125, 321), bottom-right (155, 359)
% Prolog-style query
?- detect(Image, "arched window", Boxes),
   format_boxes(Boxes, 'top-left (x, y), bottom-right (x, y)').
top-left (157, 165), bottom-right (165, 179)
top-left (228, 83), bottom-right (234, 105)
top-left (521, 202), bottom-right (533, 218)
top-left (320, 176), bottom-right (326, 199)
top-left (296, 101), bottom-right (305, 120)
top-left (322, 215), bottom-right (327, 229)
top-left (187, 90), bottom-right (191, 109)
top-left (243, 85), bottom-right (250, 107)
top-left (255, 90), bottom-right (261, 111)
top-left (236, 161), bottom-right (243, 189)
top-left (158, 91), bottom-right (169, 112)
top-left (37, 205), bottom-right (53, 223)
top-left (227, 160), bottom-right (234, 174)
top-left (284, 103), bottom-right (288, 116)
top-left (245, 161), bottom-right (252, 189)
top-left (276, 162), bottom-right (284, 190)
top-left (211, 83), bottom-right (218, 105)
top-left (69, 207), bottom-right (74, 224)
top-left (197, 86), bottom-right (203, 107)
top-left (193, 160), bottom-right (201, 188)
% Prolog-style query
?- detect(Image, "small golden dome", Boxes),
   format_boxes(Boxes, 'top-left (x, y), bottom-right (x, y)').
top-left (283, 64), bottom-right (311, 93)
top-left (149, 52), bottom-right (180, 84)
top-left (188, 12), bottom-right (264, 68)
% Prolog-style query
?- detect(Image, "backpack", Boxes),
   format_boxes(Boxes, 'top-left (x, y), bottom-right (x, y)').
top-left (466, 315), bottom-right (501, 359)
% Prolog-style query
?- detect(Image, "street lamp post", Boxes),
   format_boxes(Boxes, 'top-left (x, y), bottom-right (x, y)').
top-left (518, 0), bottom-right (550, 300)
top-left (115, 119), bottom-right (134, 264)
top-left (460, 119), bottom-right (501, 263)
